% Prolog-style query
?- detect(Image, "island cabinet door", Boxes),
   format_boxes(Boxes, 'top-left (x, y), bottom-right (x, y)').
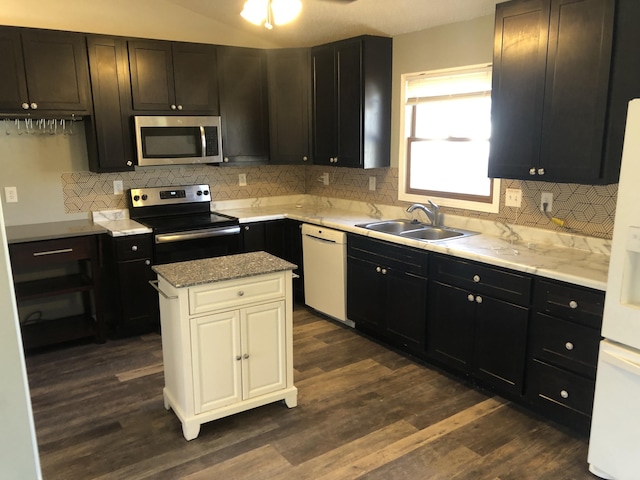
top-left (241, 301), bottom-right (287, 400)
top-left (191, 310), bottom-right (242, 414)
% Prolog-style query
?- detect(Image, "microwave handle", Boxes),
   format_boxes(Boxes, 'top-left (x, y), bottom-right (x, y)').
top-left (200, 126), bottom-right (206, 158)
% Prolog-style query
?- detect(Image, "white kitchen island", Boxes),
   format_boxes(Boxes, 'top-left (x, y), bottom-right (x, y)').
top-left (152, 251), bottom-right (298, 440)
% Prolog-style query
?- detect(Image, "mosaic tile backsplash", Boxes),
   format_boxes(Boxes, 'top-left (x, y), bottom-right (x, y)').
top-left (63, 164), bottom-right (617, 239)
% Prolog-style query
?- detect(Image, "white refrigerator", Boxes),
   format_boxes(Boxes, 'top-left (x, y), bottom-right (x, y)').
top-left (588, 98), bottom-right (640, 479)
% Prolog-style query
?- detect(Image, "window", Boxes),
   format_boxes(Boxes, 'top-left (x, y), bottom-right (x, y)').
top-left (399, 65), bottom-right (500, 213)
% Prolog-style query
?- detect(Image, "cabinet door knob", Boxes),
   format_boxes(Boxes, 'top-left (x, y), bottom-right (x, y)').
top-left (565, 341), bottom-right (574, 351)
top-left (569, 300), bottom-right (578, 309)
top-left (244, 226), bottom-right (250, 231)
top-left (131, 245), bottom-right (138, 251)
top-left (529, 167), bottom-right (536, 175)
top-left (224, 157), bottom-right (229, 162)
top-left (467, 294), bottom-right (475, 302)
top-left (236, 355), bottom-right (242, 361)
top-left (381, 268), bottom-right (387, 275)
top-left (303, 156), bottom-right (308, 161)
top-left (560, 390), bottom-right (569, 399)
top-left (126, 161), bottom-right (133, 166)
top-left (21, 102), bottom-right (29, 110)
top-left (177, 105), bottom-right (183, 110)
top-left (376, 266), bottom-right (381, 273)
top-left (475, 295), bottom-right (483, 304)
top-left (145, 259), bottom-right (151, 266)
top-left (30, 102), bottom-right (38, 109)
top-left (537, 168), bottom-right (545, 175)
top-left (237, 290), bottom-right (245, 296)
top-left (243, 353), bottom-right (250, 359)
top-left (170, 104), bottom-right (177, 110)
top-left (473, 274), bottom-right (480, 283)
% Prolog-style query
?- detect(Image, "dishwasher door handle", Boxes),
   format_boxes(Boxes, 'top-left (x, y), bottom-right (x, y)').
top-left (304, 234), bottom-right (337, 244)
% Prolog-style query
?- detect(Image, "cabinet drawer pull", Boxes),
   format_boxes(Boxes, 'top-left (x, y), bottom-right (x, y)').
top-left (237, 290), bottom-right (245, 297)
top-left (473, 274), bottom-right (480, 283)
top-left (243, 353), bottom-right (250, 359)
top-left (560, 389), bottom-right (569, 399)
top-left (475, 295), bottom-right (483, 304)
top-left (33, 248), bottom-right (73, 256)
top-left (569, 300), bottom-right (578, 309)
top-left (565, 342), bottom-right (574, 351)
top-left (467, 294), bottom-right (475, 302)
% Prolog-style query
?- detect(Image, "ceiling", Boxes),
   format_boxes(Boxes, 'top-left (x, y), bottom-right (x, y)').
top-left (167, 0), bottom-right (502, 47)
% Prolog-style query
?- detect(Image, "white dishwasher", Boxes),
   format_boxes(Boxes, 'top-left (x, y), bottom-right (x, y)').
top-left (302, 224), bottom-right (354, 327)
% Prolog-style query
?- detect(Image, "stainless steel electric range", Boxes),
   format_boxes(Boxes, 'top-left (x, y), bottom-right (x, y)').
top-left (127, 184), bottom-right (240, 264)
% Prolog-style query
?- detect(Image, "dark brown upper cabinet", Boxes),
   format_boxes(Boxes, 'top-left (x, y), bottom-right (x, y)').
top-left (311, 35), bottom-right (392, 169)
top-left (0, 27), bottom-right (91, 114)
top-left (217, 46), bottom-right (270, 165)
top-left (128, 39), bottom-right (219, 114)
top-left (85, 35), bottom-right (135, 172)
top-left (489, 0), bottom-right (640, 184)
top-left (266, 48), bottom-right (311, 165)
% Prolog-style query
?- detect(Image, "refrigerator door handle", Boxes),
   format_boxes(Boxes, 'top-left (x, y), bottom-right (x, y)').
top-left (601, 348), bottom-right (640, 375)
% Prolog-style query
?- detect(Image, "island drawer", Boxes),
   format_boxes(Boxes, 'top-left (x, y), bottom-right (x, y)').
top-left (189, 272), bottom-right (286, 315)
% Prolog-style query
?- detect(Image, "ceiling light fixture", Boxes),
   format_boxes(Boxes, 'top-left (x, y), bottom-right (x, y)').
top-left (241, 0), bottom-right (302, 30)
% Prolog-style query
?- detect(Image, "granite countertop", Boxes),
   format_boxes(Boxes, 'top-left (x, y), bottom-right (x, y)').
top-left (153, 251), bottom-right (297, 288)
top-left (5, 219), bottom-right (107, 244)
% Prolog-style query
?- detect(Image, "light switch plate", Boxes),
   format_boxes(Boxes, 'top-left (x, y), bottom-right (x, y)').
top-left (239, 173), bottom-right (247, 186)
top-left (4, 186), bottom-right (18, 203)
top-left (369, 176), bottom-right (376, 191)
top-left (505, 188), bottom-right (522, 207)
top-left (113, 180), bottom-right (123, 195)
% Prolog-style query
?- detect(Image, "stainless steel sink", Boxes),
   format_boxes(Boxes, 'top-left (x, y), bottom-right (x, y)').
top-left (356, 219), bottom-right (478, 242)
top-left (355, 219), bottom-right (426, 234)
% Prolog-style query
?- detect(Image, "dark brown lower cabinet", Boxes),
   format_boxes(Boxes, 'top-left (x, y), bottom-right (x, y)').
top-left (347, 234), bottom-right (428, 357)
top-left (427, 254), bottom-right (531, 398)
top-left (104, 234), bottom-right (159, 337)
top-left (525, 278), bottom-right (604, 434)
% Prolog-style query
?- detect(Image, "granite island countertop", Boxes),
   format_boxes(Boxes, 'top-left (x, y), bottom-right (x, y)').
top-left (153, 251), bottom-right (297, 289)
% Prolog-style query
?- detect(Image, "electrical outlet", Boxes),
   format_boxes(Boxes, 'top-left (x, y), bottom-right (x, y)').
top-left (369, 176), bottom-right (376, 191)
top-left (113, 180), bottom-right (123, 195)
top-left (238, 173), bottom-right (247, 186)
top-left (505, 188), bottom-right (522, 207)
top-left (4, 186), bottom-right (18, 203)
top-left (540, 192), bottom-right (553, 212)
top-left (322, 172), bottom-right (329, 186)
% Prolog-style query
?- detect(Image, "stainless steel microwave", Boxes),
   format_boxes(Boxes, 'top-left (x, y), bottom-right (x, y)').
top-left (133, 115), bottom-right (223, 166)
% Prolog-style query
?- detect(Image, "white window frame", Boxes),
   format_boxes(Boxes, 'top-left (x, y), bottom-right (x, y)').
top-left (398, 64), bottom-right (500, 214)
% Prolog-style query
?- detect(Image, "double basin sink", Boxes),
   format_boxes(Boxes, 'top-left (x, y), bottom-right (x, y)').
top-left (356, 219), bottom-right (478, 242)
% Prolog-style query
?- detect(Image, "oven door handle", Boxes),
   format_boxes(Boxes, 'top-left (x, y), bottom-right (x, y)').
top-left (155, 225), bottom-right (240, 244)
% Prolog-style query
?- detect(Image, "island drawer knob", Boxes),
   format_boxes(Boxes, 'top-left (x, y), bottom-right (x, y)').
top-left (238, 291), bottom-right (245, 296)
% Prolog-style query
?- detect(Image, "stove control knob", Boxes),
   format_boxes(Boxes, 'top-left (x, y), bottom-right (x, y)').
top-left (133, 195), bottom-right (140, 201)
top-left (142, 194), bottom-right (148, 201)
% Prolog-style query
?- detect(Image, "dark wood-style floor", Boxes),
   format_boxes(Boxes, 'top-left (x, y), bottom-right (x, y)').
top-left (26, 307), bottom-right (596, 479)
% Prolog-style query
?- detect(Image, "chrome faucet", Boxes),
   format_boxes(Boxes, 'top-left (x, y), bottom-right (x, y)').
top-left (406, 200), bottom-right (440, 227)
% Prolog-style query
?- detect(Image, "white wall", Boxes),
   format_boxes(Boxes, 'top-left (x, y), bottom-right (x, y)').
top-left (390, 15), bottom-right (495, 167)
top-left (0, 202), bottom-right (42, 479)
